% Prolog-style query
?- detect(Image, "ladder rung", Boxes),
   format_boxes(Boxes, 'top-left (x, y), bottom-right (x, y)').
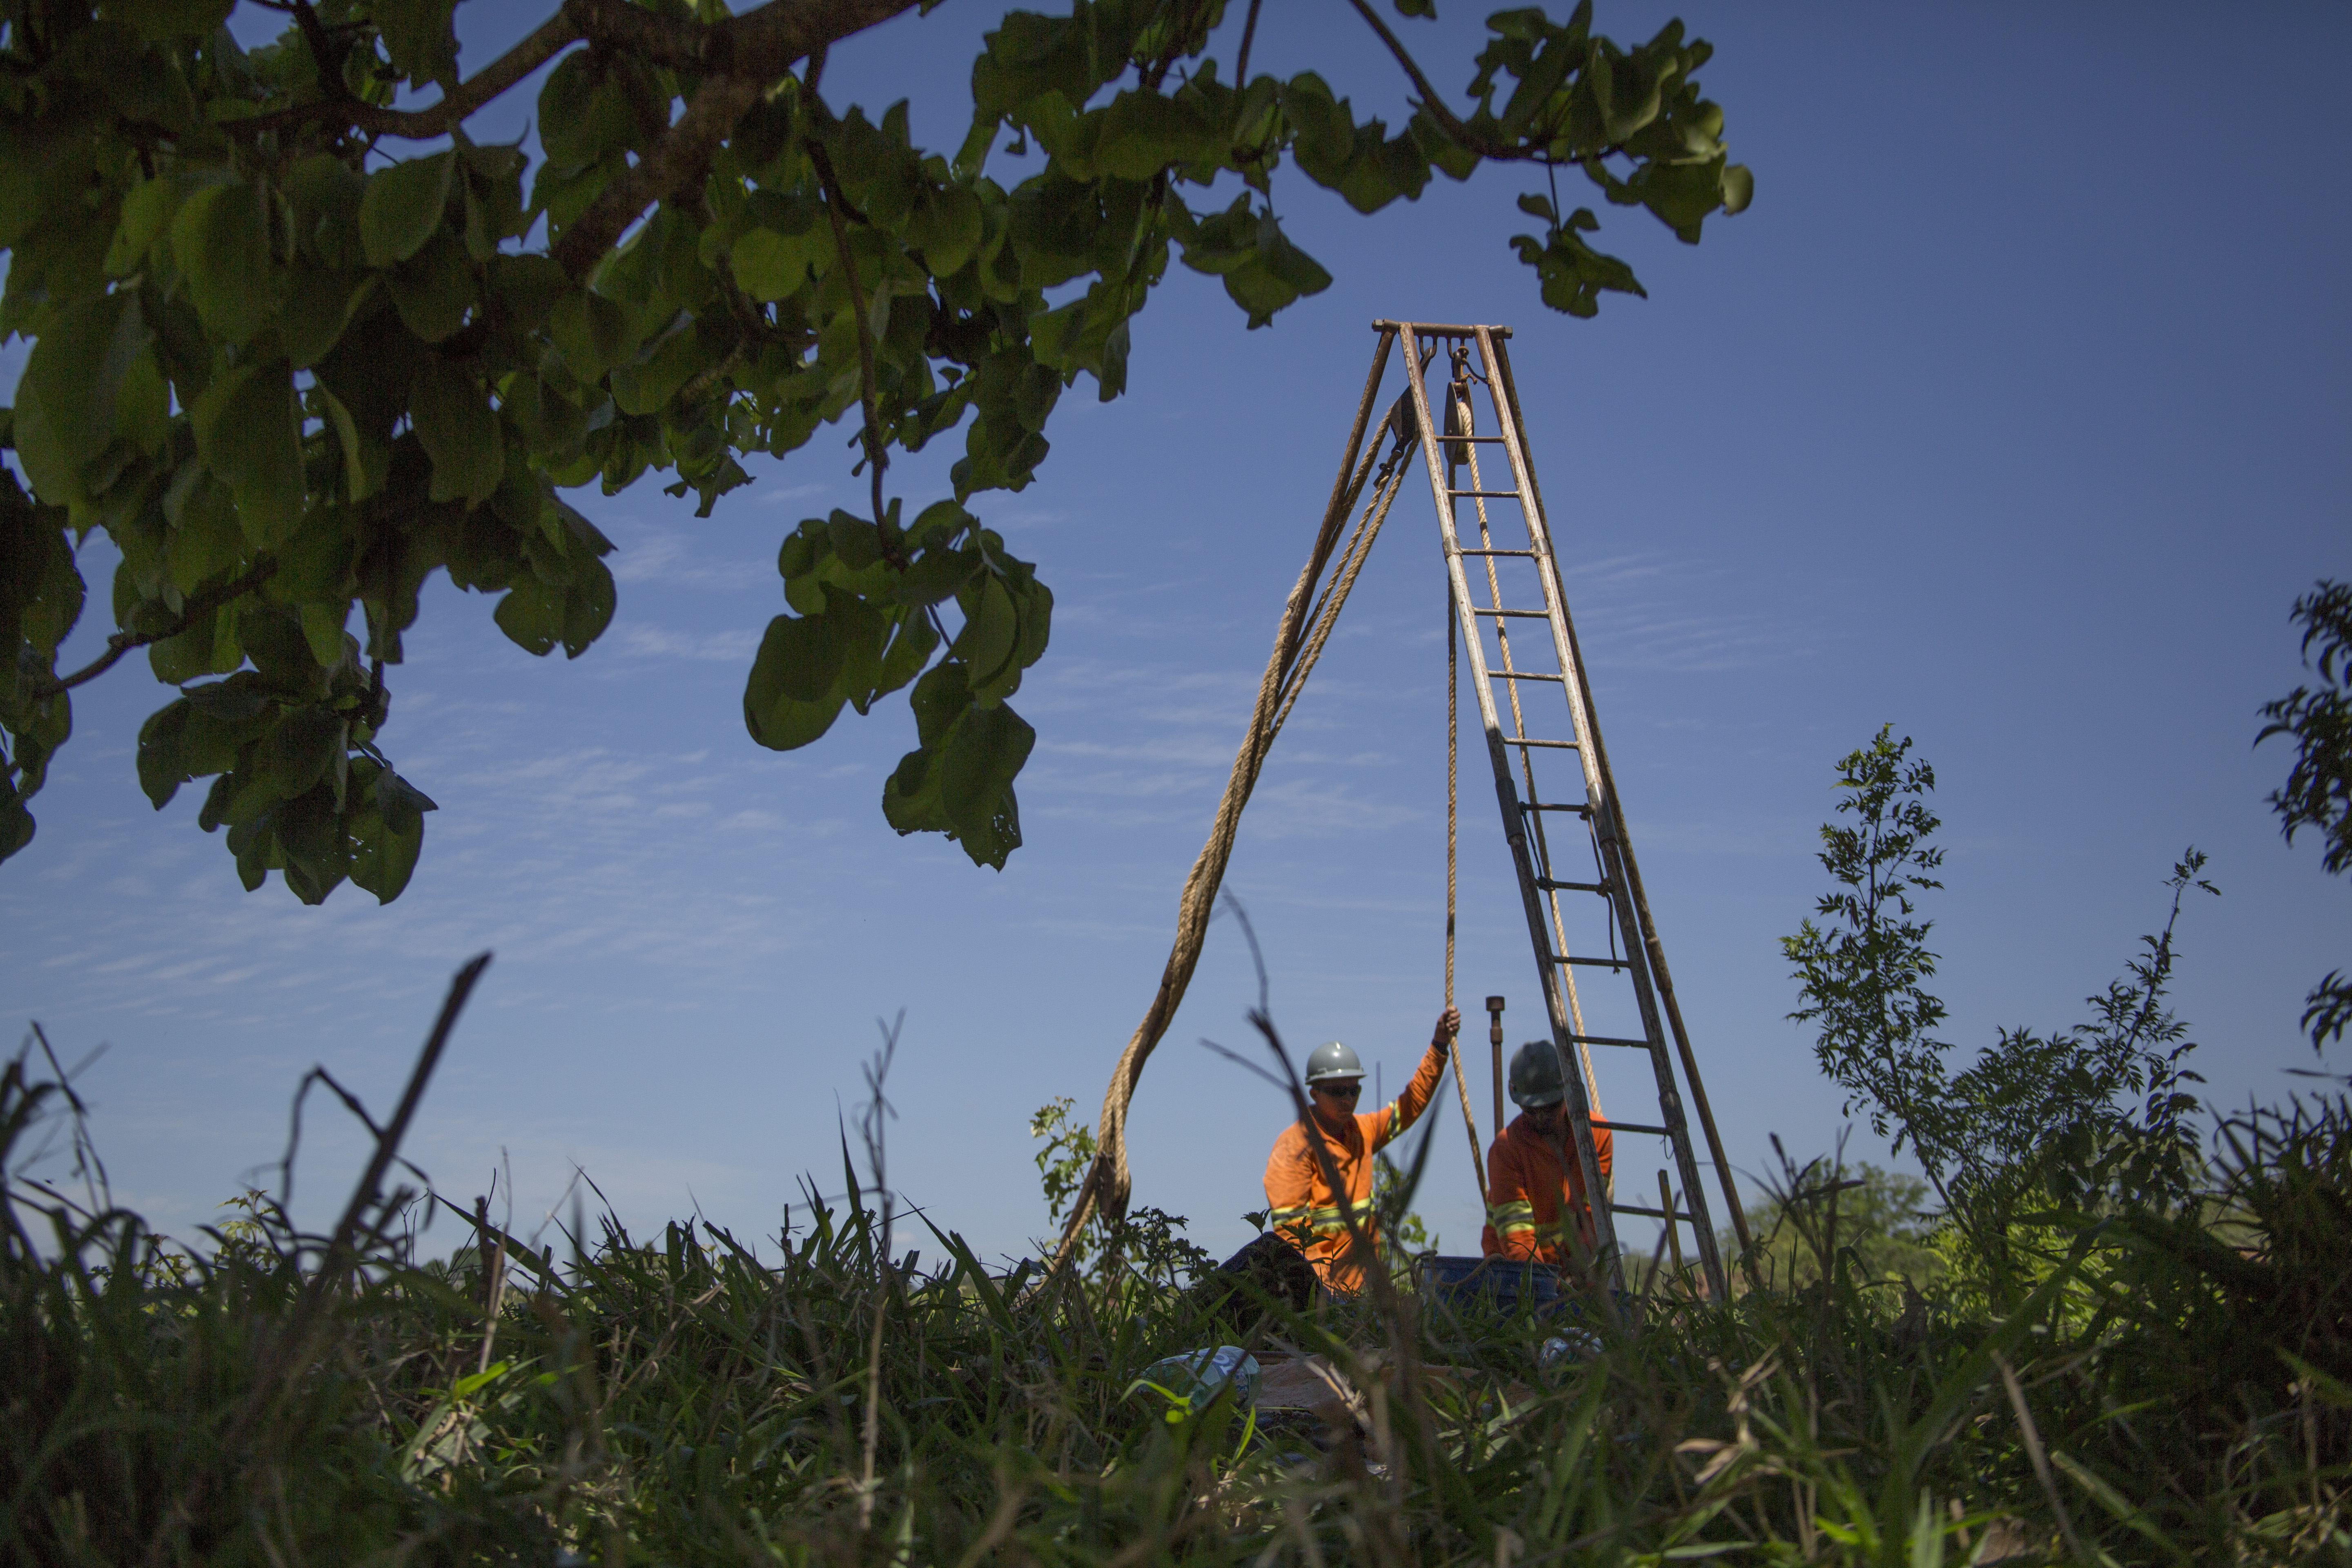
top-left (1535, 878), bottom-right (1608, 893)
top-left (1455, 548), bottom-right (1534, 557)
top-left (1444, 435), bottom-right (1509, 443)
top-left (1450, 489), bottom-right (1523, 499)
top-left (1592, 1119), bottom-right (1671, 1137)
top-left (1502, 737), bottom-right (1577, 750)
top-left (1566, 1033), bottom-right (1653, 1049)
top-left (1489, 670), bottom-right (1564, 683)
top-left (1523, 802), bottom-right (1592, 816)
top-left (1480, 608), bottom-right (1550, 619)
top-left (1609, 1203), bottom-right (1696, 1222)
top-left (1557, 954), bottom-right (1628, 969)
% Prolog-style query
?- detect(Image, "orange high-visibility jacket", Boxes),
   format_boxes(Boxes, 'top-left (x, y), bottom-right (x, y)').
top-left (1479, 1113), bottom-right (1615, 1269)
top-left (1263, 1043), bottom-right (1448, 1294)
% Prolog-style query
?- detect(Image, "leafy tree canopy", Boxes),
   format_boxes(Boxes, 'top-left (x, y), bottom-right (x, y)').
top-left (0, 0), bottom-right (1750, 902)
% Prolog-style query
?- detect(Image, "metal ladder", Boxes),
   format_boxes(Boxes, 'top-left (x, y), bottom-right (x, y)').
top-left (1385, 319), bottom-right (1751, 1302)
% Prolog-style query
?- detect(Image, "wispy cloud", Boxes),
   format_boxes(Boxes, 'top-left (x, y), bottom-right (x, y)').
top-left (610, 625), bottom-right (763, 662)
top-left (1555, 551), bottom-right (1822, 675)
top-left (605, 523), bottom-right (769, 589)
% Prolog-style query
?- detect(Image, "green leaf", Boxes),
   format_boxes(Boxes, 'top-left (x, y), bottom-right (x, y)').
top-left (872, 612), bottom-right (940, 704)
top-left (905, 656), bottom-right (974, 749)
top-left (375, 0), bottom-right (459, 86)
top-left (165, 471), bottom-right (244, 592)
top-left (252, 707), bottom-right (344, 801)
top-left (561, 557), bottom-right (615, 657)
top-left (744, 612), bottom-right (850, 749)
top-left (410, 361), bottom-right (505, 505)
top-left (728, 227), bottom-right (824, 303)
top-left (297, 601), bottom-right (350, 670)
top-left (345, 762), bottom-right (434, 902)
top-left (287, 154), bottom-right (369, 270)
top-left (359, 151), bottom-right (456, 269)
top-left (956, 574), bottom-right (1019, 687)
top-left (385, 231), bottom-right (476, 343)
top-left (885, 658), bottom-right (1018, 864)
top-left (609, 323), bottom-right (706, 416)
top-left (101, 0), bottom-right (235, 40)
top-left (315, 384), bottom-right (372, 502)
top-left (281, 267), bottom-right (374, 368)
top-left (112, 350), bottom-right (169, 462)
top-left (884, 693), bottom-right (1034, 869)
top-left (0, 784), bottom-right (33, 861)
top-left (136, 698), bottom-right (192, 808)
top-left (0, 485), bottom-right (85, 690)
top-left (536, 50), bottom-right (644, 173)
top-left (492, 575), bottom-right (565, 656)
top-left (1722, 162), bottom-right (1754, 216)
top-left (905, 185), bottom-right (984, 276)
top-left (13, 290), bottom-right (151, 505)
top-left (169, 180), bottom-right (278, 345)
top-left (191, 360), bottom-right (305, 548)
top-left (1093, 90), bottom-right (1218, 180)
top-left (938, 699), bottom-right (1032, 851)
top-left (821, 591), bottom-right (893, 714)
top-left (548, 287), bottom-right (632, 379)
top-left (148, 603), bottom-right (241, 684)
top-left (106, 175), bottom-right (187, 276)
top-left (1511, 208), bottom-right (1646, 318)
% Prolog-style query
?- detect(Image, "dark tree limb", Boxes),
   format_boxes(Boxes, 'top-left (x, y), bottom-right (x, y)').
top-left (560, 0), bottom-right (921, 79)
top-left (807, 135), bottom-right (889, 530)
top-left (1340, 0), bottom-right (1619, 165)
top-left (289, 0), bottom-right (354, 103)
top-left (552, 73), bottom-right (765, 280)
top-left (234, 11), bottom-right (579, 140)
top-left (28, 559), bottom-right (278, 700)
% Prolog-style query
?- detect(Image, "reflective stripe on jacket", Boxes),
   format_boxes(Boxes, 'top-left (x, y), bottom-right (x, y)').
top-left (1262, 1042), bottom-right (1448, 1294)
top-left (1478, 1112), bottom-right (1615, 1270)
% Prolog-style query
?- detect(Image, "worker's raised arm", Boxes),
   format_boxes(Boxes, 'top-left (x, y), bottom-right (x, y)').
top-left (1371, 1005), bottom-right (1460, 1148)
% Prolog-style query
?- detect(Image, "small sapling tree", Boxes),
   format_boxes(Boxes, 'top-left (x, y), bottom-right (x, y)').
top-left (1785, 726), bottom-right (2217, 1299)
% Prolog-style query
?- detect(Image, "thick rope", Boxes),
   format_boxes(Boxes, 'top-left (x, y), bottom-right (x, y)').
top-left (1443, 559), bottom-right (1487, 1208)
top-left (1051, 391), bottom-right (1403, 1271)
top-left (1270, 444), bottom-right (1406, 738)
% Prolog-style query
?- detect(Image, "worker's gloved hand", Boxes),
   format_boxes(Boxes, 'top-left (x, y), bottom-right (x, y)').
top-left (1432, 1005), bottom-right (1461, 1055)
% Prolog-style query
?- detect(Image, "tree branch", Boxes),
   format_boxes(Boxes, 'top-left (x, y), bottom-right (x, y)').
top-left (232, 10), bottom-right (579, 140)
top-left (1233, 0), bottom-right (1263, 84)
top-left (1341, 0), bottom-right (1480, 143)
top-left (807, 135), bottom-right (889, 531)
top-left (560, 0), bottom-right (921, 79)
top-left (550, 72), bottom-right (764, 280)
top-left (289, 0), bottom-right (353, 103)
top-left (1339, 0), bottom-right (1617, 165)
top-left (28, 559), bottom-right (278, 700)
top-left (227, 0), bottom-right (922, 150)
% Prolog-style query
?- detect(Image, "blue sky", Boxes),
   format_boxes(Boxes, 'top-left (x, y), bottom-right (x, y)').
top-left (3, 1), bottom-right (2345, 1269)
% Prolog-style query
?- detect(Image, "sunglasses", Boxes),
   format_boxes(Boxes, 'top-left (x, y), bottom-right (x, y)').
top-left (1313, 1082), bottom-right (1363, 1100)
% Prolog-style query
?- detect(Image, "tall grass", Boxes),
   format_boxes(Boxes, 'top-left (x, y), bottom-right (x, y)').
top-left (4, 963), bottom-right (2347, 1564)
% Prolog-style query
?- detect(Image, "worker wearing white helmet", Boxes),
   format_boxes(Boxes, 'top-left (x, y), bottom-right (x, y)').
top-left (1262, 1004), bottom-right (1461, 1294)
